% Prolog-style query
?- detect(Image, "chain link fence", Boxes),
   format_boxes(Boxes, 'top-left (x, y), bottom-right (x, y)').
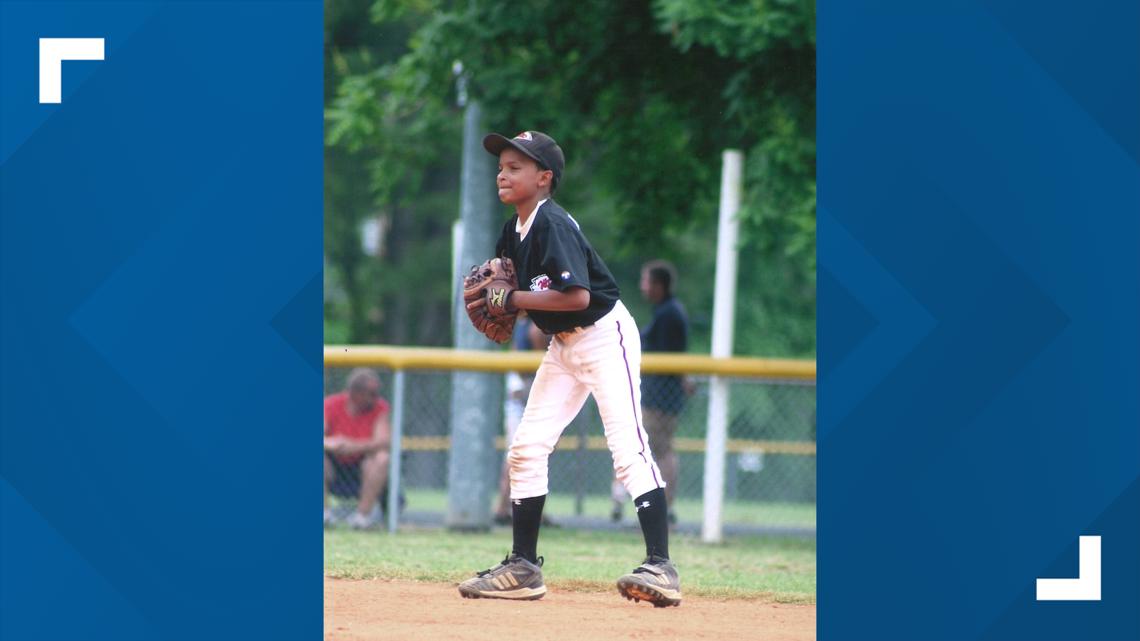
top-left (324, 360), bottom-right (815, 534)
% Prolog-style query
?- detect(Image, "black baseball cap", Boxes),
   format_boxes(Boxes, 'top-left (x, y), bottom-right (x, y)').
top-left (483, 130), bottom-right (565, 187)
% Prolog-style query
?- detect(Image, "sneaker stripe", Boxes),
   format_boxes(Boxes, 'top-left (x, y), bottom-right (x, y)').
top-left (469, 585), bottom-right (547, 600)
top-left (505, 572), bottom-right (519, 587)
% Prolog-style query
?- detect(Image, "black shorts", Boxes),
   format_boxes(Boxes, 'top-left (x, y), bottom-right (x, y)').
top-left (326, 455), bottom-right (406, 513)
top-left (327, 457), bottom-right (363, 498)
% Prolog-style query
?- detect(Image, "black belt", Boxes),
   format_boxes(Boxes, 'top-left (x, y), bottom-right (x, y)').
top-left (550, 323), bottom-right (594, 337)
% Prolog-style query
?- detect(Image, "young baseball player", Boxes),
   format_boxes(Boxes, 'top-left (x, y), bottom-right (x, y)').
top-left (458, 130), bottom-right (680, 607)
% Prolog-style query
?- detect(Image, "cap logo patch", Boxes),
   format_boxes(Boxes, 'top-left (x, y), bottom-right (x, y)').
top-left (514, 131), bottom-right (533, 141)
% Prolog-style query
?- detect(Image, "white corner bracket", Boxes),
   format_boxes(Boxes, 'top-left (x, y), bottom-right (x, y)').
top-left (39, 38), bottom-right (105, 104)
top-left (1036, 535), bottom-right (1101, 601)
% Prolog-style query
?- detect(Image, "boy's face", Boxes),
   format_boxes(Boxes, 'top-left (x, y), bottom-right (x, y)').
top-left (497, 148), bottom-right (552, 205)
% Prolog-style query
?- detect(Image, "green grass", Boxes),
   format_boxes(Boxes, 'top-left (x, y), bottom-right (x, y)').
top-left (325, 527), bottom-right (815, 603)
top-left (399, 488), bottom-right (816, 529)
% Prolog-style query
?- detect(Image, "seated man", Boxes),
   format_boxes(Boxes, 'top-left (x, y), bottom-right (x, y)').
top-left (324, 368), bottom-right (391, 529)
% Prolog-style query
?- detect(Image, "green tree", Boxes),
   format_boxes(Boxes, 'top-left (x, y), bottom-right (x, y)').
top-left (325, 0), bottom-right (816, 356)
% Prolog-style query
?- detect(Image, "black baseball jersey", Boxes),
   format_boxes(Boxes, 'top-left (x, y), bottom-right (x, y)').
top-left (495, 199), bottom-right (620, 334)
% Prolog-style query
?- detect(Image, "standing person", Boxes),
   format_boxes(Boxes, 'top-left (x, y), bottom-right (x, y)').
top-left (459, 130), bottom-right (680, 607)
top-left (611, 260), bottom-right (689, 525)
top-left (323, 368), bottom-right (392, 529)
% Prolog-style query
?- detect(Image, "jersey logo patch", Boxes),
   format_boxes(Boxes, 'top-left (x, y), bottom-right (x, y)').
top-left (530, 274), bottom-right (551, 292)
top-left (514, 131), bottom-right (533, 141)
top-left (560, 271), bottom-right (571, 280)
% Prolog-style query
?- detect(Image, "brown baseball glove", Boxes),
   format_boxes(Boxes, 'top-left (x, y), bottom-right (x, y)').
top-left (462, 257), bottom-right (518, 343)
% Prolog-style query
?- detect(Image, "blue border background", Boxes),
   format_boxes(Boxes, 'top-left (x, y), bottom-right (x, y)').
top-left (4, 0), bottom-right (1138, 639)
top-left (1, 2), bottom-right (323, 639)
top-left (819, 1), bottom-right (1139, 639)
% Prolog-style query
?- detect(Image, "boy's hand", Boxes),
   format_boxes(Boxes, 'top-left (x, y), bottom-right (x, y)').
top-left (484, 281), bottom-right (516, 317)
top-left (461, 257), bottom-right (517, 343)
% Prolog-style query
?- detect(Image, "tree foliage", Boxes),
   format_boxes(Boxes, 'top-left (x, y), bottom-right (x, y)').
top-left (325, 0), bottom-right (816, 356)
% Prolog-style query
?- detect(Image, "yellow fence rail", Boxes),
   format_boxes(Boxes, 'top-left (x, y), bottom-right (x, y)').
top-left (325, 345), bottom-right (816, 380)
top-left (324, 345), bottom-right (815, 533)
top-left (399, 435), bottom-right (816, 456)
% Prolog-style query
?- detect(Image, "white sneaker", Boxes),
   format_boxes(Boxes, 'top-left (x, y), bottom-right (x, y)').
top-left (346, 511), bottom-right (376, 530)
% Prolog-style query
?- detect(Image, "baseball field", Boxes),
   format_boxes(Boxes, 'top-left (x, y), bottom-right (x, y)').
top-left (324, 527), bottom-right (816, 640)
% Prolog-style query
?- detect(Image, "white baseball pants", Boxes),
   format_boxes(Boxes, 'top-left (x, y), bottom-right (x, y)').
top-left (508, 301), bottom-right (664, 500)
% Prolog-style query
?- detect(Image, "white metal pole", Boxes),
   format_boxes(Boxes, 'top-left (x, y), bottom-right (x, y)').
top-left (386, 369), bottom-right (406, 534)
top-left (451, 220), bottom-right (463, 329)
top-left (447, 100), bottom-right (501, 529)
top-left (702, 149), bottom-right (743, 543)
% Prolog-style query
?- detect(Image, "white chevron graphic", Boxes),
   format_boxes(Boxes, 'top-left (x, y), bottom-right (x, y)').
top-left (1036, 536), bottom-right (1101, 601)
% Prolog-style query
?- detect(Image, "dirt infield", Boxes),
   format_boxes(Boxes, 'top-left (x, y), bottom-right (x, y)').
top-left (326, 578), bottom-right (815, 641)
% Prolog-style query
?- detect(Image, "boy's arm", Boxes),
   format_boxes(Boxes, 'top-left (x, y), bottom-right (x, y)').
top-left (510, 287), bottom-right (589, 312)
top-left (468, 287), bottom-right (589, 313)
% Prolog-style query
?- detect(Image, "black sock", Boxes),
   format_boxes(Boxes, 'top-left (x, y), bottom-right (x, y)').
top-left (511, 494), bottom-right (546, 563)
top-left (633, 488), bottom-right (669, 560)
